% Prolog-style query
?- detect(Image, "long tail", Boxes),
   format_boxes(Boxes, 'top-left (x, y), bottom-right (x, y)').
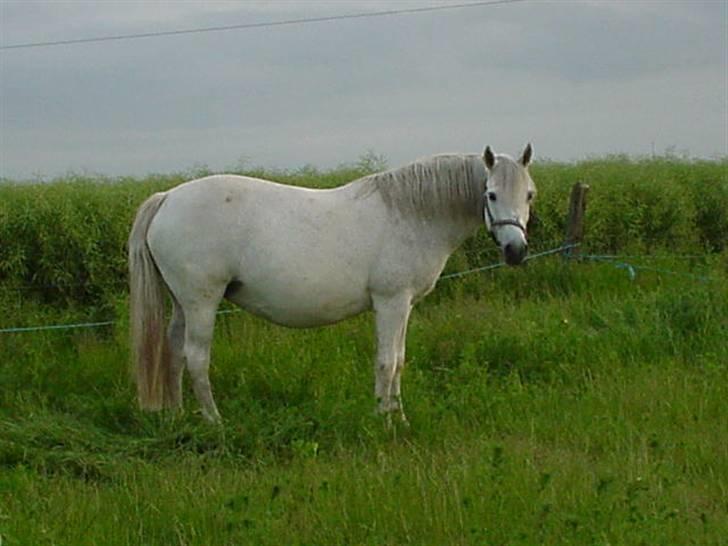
top-left (128, 191), bottom-right (171, 411)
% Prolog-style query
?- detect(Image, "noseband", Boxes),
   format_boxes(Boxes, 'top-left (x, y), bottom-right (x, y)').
top-left (483, 188), bottom-right (528, 244)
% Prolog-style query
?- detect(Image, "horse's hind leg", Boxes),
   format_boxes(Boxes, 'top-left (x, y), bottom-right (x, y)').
top-left (165, 299), bottom-right (186, 409)
top-left (183, 305), bottom-right (222, 423)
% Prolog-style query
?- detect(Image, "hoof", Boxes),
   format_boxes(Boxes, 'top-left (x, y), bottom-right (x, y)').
top-left (399, 412), bottom-right (410, 427)
top-left (199, 408), bottom-right (222, 424)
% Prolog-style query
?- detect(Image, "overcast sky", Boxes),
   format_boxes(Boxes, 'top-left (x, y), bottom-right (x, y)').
top-left (0, 0), bottom-right (725, 179)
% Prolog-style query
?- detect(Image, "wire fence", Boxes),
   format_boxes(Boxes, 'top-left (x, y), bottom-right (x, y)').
top-left (573, 254), bottom-right (718, 283)
top-left (438, 243), bottom-right (577, 280)
top-left (0, 320), bottom-right (116, 335)
top-left (0, 242), bottom-right (721, 335)
top-left (0, 242), bottom-right (574, 334)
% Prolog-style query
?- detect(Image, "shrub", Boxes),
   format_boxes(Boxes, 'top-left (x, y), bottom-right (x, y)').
top-left (1, 157), bottom-right (725, 312)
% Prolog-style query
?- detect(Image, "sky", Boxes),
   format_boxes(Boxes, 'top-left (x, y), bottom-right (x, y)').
top-left (0, 0), bottom-right (726, 179)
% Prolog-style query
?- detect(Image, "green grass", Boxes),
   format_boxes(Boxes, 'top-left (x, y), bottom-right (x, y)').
top-left (1, 258), bottom-right (726, 545)
top-left (1, 156), bottom-right (726, 544)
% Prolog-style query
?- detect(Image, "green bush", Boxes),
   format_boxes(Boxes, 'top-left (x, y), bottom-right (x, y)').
top-left (1, 157), bottom-right (726, 313)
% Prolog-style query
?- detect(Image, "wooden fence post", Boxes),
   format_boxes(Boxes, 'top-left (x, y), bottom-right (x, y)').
top-left (563, 182), bottom-right (590, 257)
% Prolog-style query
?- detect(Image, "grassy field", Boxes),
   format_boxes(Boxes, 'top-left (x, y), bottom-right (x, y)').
top-left (1, 157), bottom-right (727, 544)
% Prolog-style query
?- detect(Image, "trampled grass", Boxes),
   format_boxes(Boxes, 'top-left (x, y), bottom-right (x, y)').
top-left (1, 258), bottom-right (726, 545)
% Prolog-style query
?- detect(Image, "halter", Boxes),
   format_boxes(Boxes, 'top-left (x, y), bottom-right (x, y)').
top-left (483, 185), bottom-right (528, 244)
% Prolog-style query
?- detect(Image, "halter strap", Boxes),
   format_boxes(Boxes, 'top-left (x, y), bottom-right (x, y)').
top-left (483, 190), bottom-right (528, 239)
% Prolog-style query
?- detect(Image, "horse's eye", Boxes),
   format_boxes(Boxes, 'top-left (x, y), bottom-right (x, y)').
top-left (527, 191), bottom-right (535, 202)
top-left (487, 192), bottom-right (497, 202)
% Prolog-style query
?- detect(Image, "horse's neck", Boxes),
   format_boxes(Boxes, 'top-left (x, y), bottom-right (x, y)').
top-left (427, 214), bottom-right (482, 253)
top-left (447, 217), bottom-right (482, 253)
top-left (344, 172), bottom-right (483, 252)
top-left (410, 190), bottom-right (483, 252)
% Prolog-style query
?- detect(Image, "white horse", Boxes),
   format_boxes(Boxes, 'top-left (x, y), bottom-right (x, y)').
top-left (129, 144), bottom-right (536, 423)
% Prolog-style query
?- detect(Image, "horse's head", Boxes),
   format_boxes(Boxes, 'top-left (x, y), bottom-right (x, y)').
top-left (482, 143), bottom-right (535, 266)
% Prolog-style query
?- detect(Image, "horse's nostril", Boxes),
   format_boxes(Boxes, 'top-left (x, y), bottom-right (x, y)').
top-left (503, 242), bottom-right (527, 266)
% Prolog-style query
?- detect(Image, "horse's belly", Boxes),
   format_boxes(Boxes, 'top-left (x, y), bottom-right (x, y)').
top-left (225, 281), bottom-right (370, 328)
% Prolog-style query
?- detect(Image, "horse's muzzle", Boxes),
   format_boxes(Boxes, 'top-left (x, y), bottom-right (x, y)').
top-left (503, 242), bottom-right (528, 266)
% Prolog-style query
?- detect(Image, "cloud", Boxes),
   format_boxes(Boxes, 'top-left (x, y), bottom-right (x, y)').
top-left (1, 0), bottom-right (725, 178)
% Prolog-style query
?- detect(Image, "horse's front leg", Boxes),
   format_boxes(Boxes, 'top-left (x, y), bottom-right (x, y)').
top-left (373, 294), bottom-right (412, 423)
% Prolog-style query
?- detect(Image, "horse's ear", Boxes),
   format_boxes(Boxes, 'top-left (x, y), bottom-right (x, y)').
top-left (484, 146), bottom-right (495, 170)
top-left (520, 143), bottom-right (533, 167)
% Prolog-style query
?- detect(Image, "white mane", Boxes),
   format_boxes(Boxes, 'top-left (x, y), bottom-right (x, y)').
top-left (354, 154), bottom-right (487, 218)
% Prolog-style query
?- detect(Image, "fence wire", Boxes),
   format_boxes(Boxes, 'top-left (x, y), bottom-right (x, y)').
top-left (1, 242), bottom-right (720, 335)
